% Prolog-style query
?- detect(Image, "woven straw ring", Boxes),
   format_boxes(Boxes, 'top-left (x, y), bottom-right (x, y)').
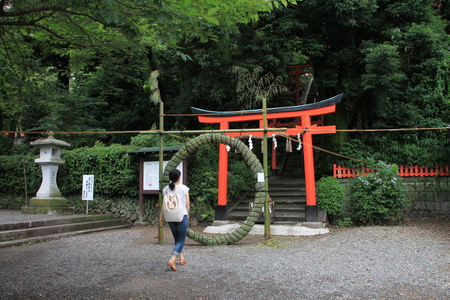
top-left (161, 133), bottom-right (265, 245)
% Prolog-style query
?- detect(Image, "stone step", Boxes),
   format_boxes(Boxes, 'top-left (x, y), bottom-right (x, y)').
top-left (0, 214), bottom-right (131, 248)
top-left (0, 225), bottom-right (131, 249)
top-left (270, 192), bottom-right (306, 198)
top-left (281, 170), bottom-right (304, 176)
top-left (241, 198), bottom-right (306, 205)
top-left (269, 181), bottom-right (305, 186)
top-left (228, 212), bottom-right (304, 223)
top-left (240, 196), bottom-right (306, 201)
top-left (0, 214), bottom-right (122, 231)
top-left (230, 206), bottom-right (304, 214)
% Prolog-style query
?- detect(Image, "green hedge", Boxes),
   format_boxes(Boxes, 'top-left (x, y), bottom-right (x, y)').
top-left (0, 155), bottom-right (41, 196)
top-left (58, 142), bottom-right (139, 197)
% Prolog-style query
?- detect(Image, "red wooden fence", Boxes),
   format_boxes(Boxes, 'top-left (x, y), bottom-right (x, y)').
top-left (333, 164), bottom-right (450, 178)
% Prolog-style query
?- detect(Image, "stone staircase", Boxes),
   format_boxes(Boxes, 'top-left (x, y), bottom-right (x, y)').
top-left (228, 151), bottom-right (306, 224)
top-left (0, 214), bottom-right (132, 249)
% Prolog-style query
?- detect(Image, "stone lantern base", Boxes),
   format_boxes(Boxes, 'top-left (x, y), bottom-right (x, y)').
top-left (22, 197), bottom-right (74, 215)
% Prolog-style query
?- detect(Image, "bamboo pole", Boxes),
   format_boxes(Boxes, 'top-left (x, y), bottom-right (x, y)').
top-left (158, 99), bottom-right (165, 245)
top-left (262, 97), bottom-right (271, 240)
top-left (22, 160), bottom-right (27, 205)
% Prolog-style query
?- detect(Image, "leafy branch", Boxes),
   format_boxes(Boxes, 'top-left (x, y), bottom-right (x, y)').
top-left (231, 65), bottom-right (289, 109)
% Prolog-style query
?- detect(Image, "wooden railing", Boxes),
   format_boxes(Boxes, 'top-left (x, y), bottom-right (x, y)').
top-left (333, 164), bottom-right (450, 178)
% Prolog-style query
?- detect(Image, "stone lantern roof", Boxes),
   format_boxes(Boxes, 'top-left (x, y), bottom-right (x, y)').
top-left (30, 132), bottom-right (71, 148)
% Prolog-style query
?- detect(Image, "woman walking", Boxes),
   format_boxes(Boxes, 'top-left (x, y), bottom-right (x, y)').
top-left (159, 169), bottom-right (190, 271)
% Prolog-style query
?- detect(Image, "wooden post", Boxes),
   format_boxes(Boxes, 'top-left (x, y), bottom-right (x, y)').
top-left (158, 99), bottom-right (165, 245)
top-left (262, 98), bottom-right (271, 239)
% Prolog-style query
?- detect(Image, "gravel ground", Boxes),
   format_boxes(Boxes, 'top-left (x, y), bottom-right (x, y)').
top-left (0, 215), bottom-right (449, 300)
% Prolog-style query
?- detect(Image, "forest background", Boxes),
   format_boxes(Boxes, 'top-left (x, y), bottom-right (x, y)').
top-left (1, 0), bottom-right (450, 221)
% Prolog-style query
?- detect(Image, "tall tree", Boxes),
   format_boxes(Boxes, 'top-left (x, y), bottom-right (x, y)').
top-left (292, 0), bottom-right (450, 167)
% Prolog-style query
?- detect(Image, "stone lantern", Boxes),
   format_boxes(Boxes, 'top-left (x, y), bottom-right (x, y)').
top-left (22, 133), bottom-right (73, 215)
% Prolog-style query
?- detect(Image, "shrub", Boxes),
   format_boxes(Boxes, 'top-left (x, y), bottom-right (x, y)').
top-left (350, 160), bottom-right (409, 225)
top-left (0, 195), bottom-right (26, 210)
top-left (0, 155), bottom-right (41, 195)
top-left (317, 176), bottom-right (344, 223)
top-left (0, 135), bottom-right (13, 155)
top-left (58, 142), bottom-right (139, 197)
top-left (190, 195), bottom-right (215, 222)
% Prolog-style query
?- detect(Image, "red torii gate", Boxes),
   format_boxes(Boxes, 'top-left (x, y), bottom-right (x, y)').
top-left (191, 93), bottom-right (343, 222)
top-left (288, 64), bottom-right (312, 105)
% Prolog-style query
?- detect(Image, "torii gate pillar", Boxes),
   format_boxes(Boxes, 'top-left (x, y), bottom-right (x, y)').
top-left (216, 121), bottom-right (229, 220)
top-left (301, 115), bottom-right (319, 222)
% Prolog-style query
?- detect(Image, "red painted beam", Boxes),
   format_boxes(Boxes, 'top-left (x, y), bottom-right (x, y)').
top-left (197, 105), bottom-right (336, 123)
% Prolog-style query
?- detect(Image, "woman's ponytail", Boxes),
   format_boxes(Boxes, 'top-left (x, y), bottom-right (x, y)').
top-left (168, 169), bottom-right (181, 191)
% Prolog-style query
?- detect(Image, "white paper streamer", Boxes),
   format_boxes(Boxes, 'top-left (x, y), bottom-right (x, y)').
top-left (272, 134), bottom-right (277, 149)
top-left (225, 144), bottom-right (231, 152)
top-left (297, 133), bottom-right (302, 150)
top-left (249, 135), bottom-right (253, 151)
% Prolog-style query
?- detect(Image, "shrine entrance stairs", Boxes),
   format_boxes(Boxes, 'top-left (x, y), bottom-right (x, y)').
top-left (228, 151), bottom-right (306, 224)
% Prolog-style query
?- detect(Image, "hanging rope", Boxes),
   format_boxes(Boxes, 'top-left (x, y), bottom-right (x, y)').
top-left (3, 125), bottom-right (449, 136)
top-left (0, 160), bottom-right (24, 166)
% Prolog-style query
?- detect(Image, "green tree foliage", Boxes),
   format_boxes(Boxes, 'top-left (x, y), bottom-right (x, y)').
top-left (231, 65), bottom-right (290, 109)
top-left (1, 0), bottom-right (297, 47)
top-left (0, 135), bottom-right (13, 155)
top-left (3, 0), bottom-right (450, 176)
top-left (292, 0), bottom-right (450, 167)
top-left (0, 0), bottom-right (297, 140)
top-left (72, 47), bottom-right (157, 145)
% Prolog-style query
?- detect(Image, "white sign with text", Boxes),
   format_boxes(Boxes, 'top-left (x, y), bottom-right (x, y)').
top-left (82, 175), bottom-right (94, 201)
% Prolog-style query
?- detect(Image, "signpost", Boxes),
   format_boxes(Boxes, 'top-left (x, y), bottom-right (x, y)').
top-left (82, 175), bottom-right (94, 215)
top-left (143, 161), bottom-right (184, 191)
